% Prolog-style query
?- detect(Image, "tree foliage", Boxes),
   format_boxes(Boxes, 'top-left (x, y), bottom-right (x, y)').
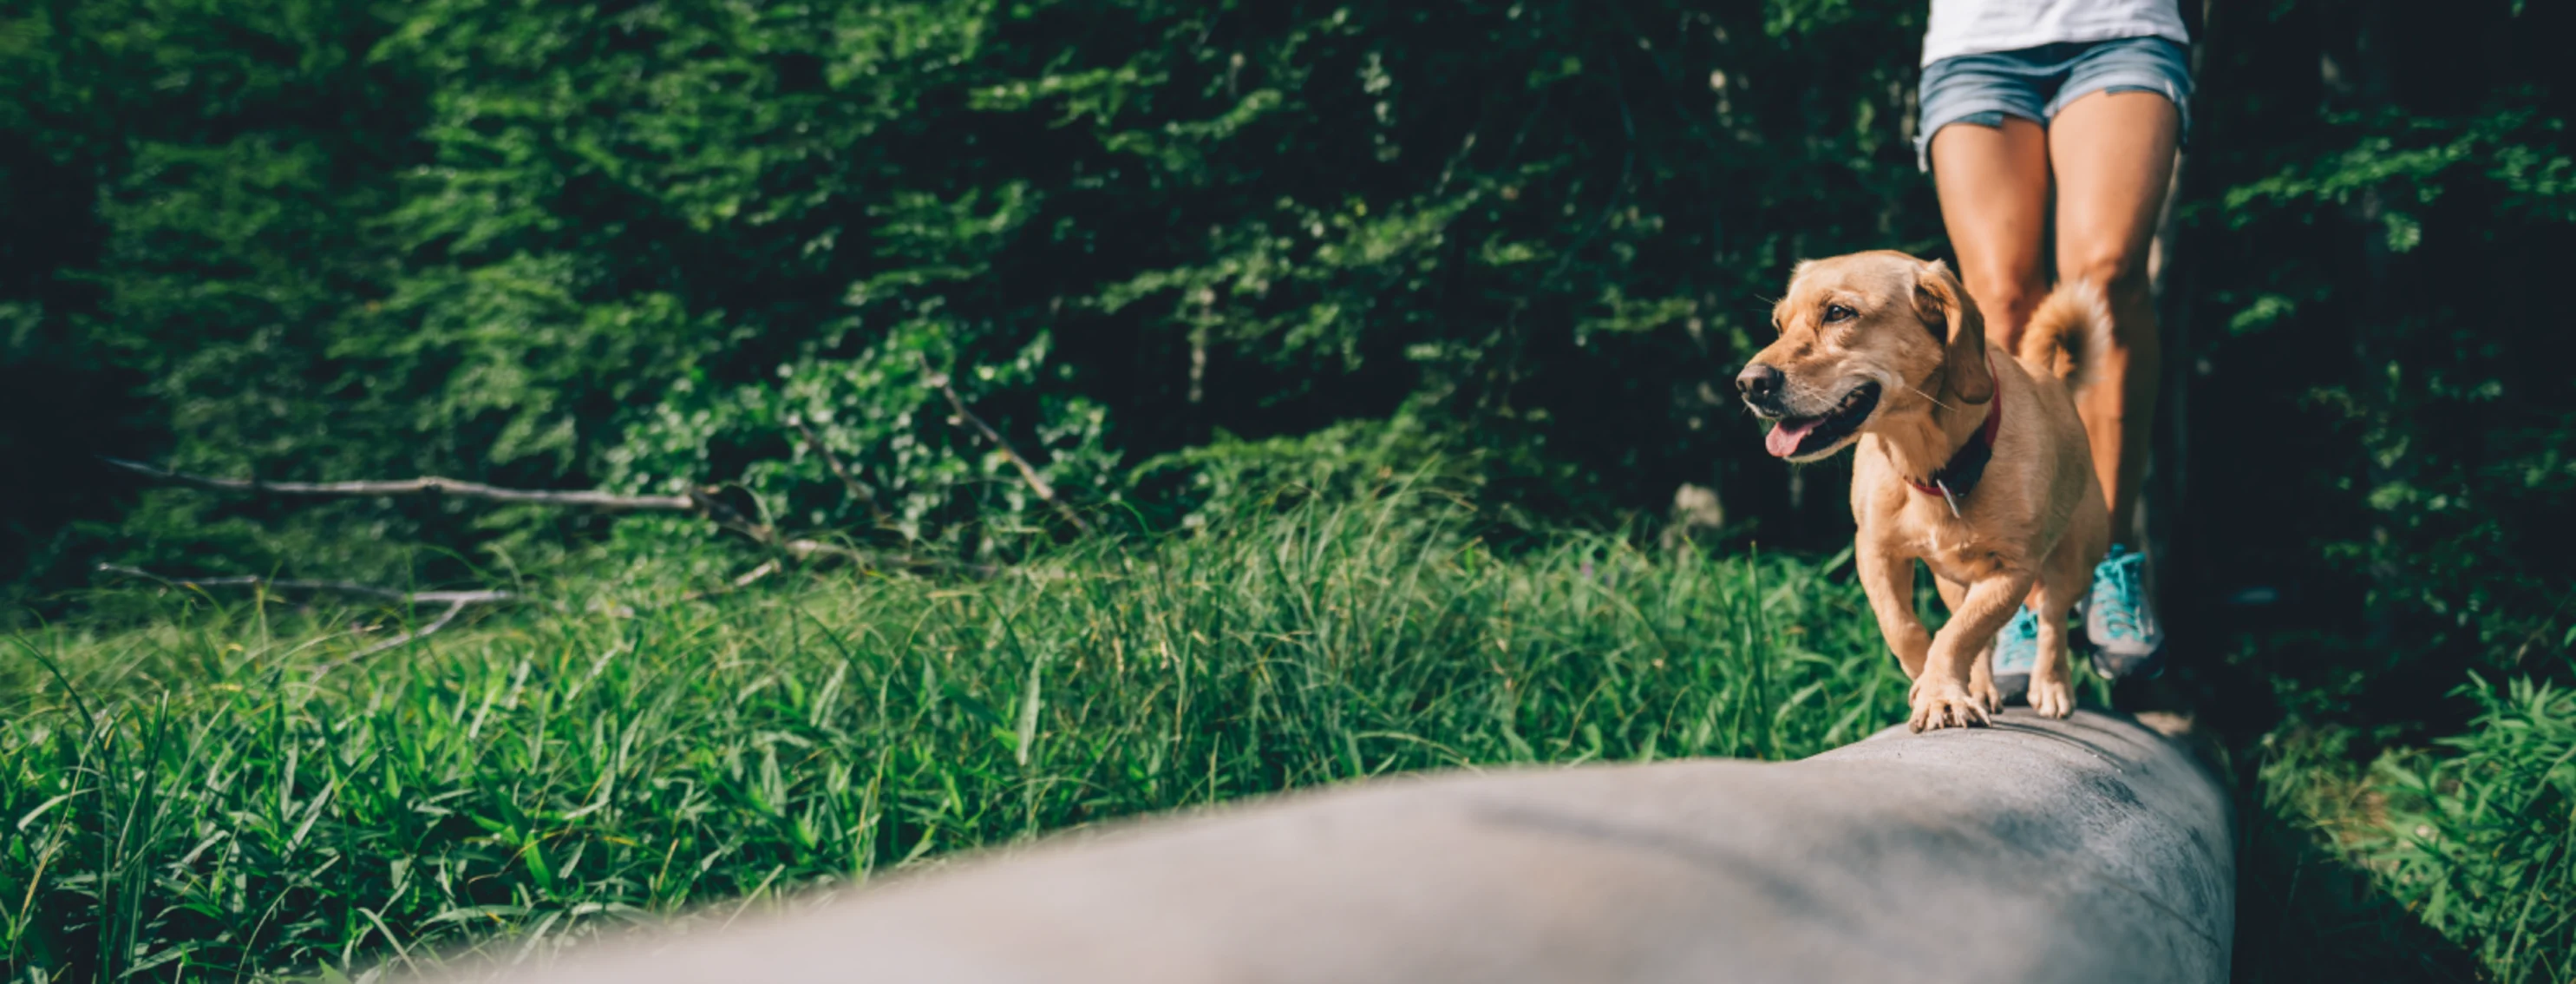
top-left (0, 0), bottom-right (2569, 777)
top-left (6, 0), bottom-right (1952, 587)
top-left (2178, 0), bottom-right (2576, 741)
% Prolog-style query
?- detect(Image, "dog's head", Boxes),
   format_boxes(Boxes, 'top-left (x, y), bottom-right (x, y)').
top-left (1736, 251), bottom-right (1992, 462)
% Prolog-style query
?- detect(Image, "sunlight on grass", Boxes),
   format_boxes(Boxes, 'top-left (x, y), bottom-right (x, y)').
top-left (3, 498), bottom-right (1904, 981)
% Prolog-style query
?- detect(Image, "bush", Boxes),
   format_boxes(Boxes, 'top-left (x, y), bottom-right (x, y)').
top-left (2359, 674), bottom-right (2576, 983)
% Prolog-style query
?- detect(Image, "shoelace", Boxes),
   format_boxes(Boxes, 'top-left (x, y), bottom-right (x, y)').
top-left (2095, 553), bottom-right (2145, 641)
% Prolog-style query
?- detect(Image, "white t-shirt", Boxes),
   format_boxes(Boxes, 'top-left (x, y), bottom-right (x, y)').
top-left (1921, 0), bottom-right (2190, 66)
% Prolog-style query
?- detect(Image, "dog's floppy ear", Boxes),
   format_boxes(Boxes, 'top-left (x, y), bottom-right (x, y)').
top-left (1912, 259), bottom-right (1994, 403)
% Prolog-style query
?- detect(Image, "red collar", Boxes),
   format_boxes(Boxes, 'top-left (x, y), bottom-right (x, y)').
top-left (1906, 354), bottom-right (2003, 502)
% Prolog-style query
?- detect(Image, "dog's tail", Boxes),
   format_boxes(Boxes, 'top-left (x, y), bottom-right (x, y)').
top-left (2016, 279), bottom-right (2116, 399)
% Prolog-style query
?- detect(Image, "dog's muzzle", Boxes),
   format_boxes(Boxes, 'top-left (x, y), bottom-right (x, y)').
top-left (1736, 364), bottom-right (1787, 417)
top-left (1754, 379), bottom-right (1882, 459)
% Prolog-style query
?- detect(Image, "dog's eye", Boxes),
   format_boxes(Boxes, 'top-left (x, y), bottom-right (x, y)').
top-left (1823, 305), bottom-right (1856, 324)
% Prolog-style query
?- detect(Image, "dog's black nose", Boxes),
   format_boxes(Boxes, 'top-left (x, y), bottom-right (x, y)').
top-left (1736, 364), bottom-right (1783, 403)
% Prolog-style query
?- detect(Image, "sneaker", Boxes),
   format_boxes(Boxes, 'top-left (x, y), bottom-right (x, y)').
top-left (1991, 605), bottom-right (2040, 704)
top-left (2087, 544), bottom-right (2165, 679)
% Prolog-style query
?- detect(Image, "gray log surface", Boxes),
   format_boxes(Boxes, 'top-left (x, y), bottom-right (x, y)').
top-left (420, 708), bottom-right (2232, 984)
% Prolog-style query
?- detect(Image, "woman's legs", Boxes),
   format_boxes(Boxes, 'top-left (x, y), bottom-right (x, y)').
top-left (1931, 90), bottom-right (2180, 531)
top-left (1929, 117), bottom-right (2053, 345)
top-left (1931, 89), bottom-right (2180, 671)
top-left (2046, 89), bottom-right (2180, 536)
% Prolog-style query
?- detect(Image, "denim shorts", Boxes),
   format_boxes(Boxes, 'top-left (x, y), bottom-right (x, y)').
top-left (1914, 36), bottom-right (2193, 172)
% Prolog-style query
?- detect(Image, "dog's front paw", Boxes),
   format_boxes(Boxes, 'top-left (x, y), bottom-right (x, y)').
top-left (2028, 675), bottom-right (2076, 719)
top-left (1908, 679), bottom-right (1992, 732)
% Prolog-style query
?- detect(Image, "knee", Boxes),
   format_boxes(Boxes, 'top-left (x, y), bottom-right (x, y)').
top-left (2063, 253), bottom-right (2161, 349)
top-left (2063, 253), bottom-right (2152, 309)
top-left (1964, 277), bottom-right (2042, 332)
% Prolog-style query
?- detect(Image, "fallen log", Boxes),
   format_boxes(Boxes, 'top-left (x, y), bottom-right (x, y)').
top-left (411, 708), bottom-right (2232, 984)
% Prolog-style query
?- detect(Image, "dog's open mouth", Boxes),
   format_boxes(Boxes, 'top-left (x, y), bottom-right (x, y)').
top-left (1763, 382), bottom-right (1881, 458)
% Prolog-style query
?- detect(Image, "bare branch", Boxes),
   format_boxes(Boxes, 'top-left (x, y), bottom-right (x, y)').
top-left (783, 538), bottom-right (864, 561)
top-left (781, 540), bottom-right (1004, 578)
top-left (101, 456), bottom-right (698, 512)
top-left (96, 564), bottom-right (515, 605)
top-left (788, 417), bottom-right (891, 525)
top-left (101, 444), bottom-right (1010, 588)
top-left (917, 358), bottom-right (1095, 535)
top-left (343, 599), bottom-right (472, 662)
top-left (104, 454), bottom-right (788, 554)
top-left (730, 560), bottom-right (781, 589)
top-left (98, 564), bottom-right (505, 672)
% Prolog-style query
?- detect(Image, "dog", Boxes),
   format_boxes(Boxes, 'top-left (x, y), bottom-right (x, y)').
top-left (1736, 251), bottom-right (2111, 731)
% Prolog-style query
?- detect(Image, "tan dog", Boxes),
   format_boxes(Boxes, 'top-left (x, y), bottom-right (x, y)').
top-left (1736, 251), bottom-right (2111, 731)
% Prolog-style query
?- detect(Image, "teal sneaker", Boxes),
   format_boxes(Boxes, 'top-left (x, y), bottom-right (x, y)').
top-left (2087, 544), bottom-right (2165, 679)
top-left (1991, 605), bottom-right (2040, 704)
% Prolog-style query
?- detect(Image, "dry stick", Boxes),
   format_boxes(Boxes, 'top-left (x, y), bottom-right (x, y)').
top-left (789, 417), bottom-right (892, 525)
top-left (98, 564), bottom-right (508, 669)
top-left (730, 560), bottom-right (782, 589)
top-left (775, 538), bottom-right (1002, 578)
top-left (95, 564), bottom-right (516, 606)
top-left (918, 358), bottom-right (1095, 535)
top-left (103, 455), bottom-right (784, 555)
top-left (100, 456), bottom-right (698, 511)
top-left (109, 457), bottom-right (952, 574)
top-left (102, 456), bottom-right (995, 592)
top-left (342, 599), bottom-right (471, 662)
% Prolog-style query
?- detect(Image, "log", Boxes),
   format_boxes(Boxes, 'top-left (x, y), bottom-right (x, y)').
top-left (416, 709), bottom-right (2232, 984)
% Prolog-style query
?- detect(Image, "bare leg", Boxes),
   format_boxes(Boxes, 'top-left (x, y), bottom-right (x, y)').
top-left (1857, 542), bottom-right (1931, 680)
top-left (1912, 574), bottom-right (2033, 731)
top-left (1930, 117), bottom-right (2052, 347)
top-left (1935, 576), bottom-right (2001, 712)
top-left (2049, 90), bottom-right (2180, 534)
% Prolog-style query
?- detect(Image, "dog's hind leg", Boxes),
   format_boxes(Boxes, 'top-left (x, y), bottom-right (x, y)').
top-left (2025, 557), bottom-right (2083, 718)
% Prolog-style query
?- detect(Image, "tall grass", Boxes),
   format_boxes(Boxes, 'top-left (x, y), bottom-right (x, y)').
top-left (3, 497), bottom-right (1903, 981)
top-left (2352, 675), bottom-right (2576, 983)
top-left (2239, 670), bottom-right (2576, 984)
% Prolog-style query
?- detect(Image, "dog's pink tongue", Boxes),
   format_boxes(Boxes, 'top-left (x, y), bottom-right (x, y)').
top-left (1765, 419), bottom-right (1817, 457)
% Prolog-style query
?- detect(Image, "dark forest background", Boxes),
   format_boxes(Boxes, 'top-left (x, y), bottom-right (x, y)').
top-left (10, 0), bottom-right (2573, 743)
top-left (5, 0), bottom-right (2576, 977)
